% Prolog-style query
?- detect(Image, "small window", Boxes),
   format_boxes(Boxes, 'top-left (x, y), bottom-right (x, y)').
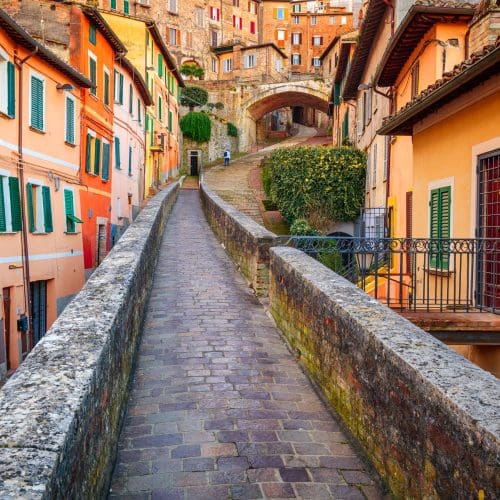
top-left (26, 183), bottom-right (52, 233)
top-left (102, 141), bottom-right (110, 181)
top-left (64, 189), bottom-right (82, 233)
top-left (128, 146), bottom-right (133, 177)
top-left (223, 58), bottom-right (233, 72)
top-left (124, 0), bottom-right (130, 14)
top-left (85, 132), bottom-right (101, 176)
top-left (276, 8), bottom-right (285, 19)
top-left (115, 136), bottom-right (121, 169)
top-left (311, 16), bottom-right (317, 25)
top-left (89, 54), bottom-right (97, 96)
top-left (0, 176), bottom-right (22, 232)
top-left (429, 186), bottom-right (451, 269)
top-left (129, 83), bottom-right (133, 114)
top-left (293, 15), bottom-right (299, 24)
top-left (0, 51), bottom-right (15, 118)
top-left (89, 24), bottom-right (97, 45)
top-left (104, 69), bottom-right (110, 106)
top-left (114, 70), bottom-right (124, 104)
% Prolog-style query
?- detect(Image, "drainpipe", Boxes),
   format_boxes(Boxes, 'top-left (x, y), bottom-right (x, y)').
top-left (383, 0), bottom-right (395, 36)
top-left (14, 46), bottom-right (38, 353)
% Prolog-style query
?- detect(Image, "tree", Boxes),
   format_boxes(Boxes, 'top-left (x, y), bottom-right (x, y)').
top-left (180, 63), bottom-right (205, 80)
top-left (180, 86), bottom-right (209, 111)
top-left (180, 112), bottom-right (212, 142)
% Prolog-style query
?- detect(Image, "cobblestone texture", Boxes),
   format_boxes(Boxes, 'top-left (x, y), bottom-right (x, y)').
top-left (109, 190), bottom-right (381, 499)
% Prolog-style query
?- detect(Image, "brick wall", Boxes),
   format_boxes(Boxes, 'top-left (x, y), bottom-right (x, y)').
top-left (200, 182), bottom-right (277, 295)
top-left (269, 246), bottom-right (500, 498)
top-left (0, 182), bottom-right (181, 498)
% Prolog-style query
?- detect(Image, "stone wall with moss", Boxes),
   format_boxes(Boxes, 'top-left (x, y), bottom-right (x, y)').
top-left (269, 246), bottom-right (500, 498)
top-left (0, 182), bottom-right (180, 498)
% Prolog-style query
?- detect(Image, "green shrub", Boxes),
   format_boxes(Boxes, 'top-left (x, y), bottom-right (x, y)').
top-left (180, 63), bottom-right (205, 79)
top-left (227, 122), bottom-right (238, 137)
top-left (180, 86), bottom-right (209, 109)
top-left (264, 146), bottom-right (366, 224)
top-left (290, 219), bottom-right (321, 236)
top-left (180, 112), bottom-right (211, 142)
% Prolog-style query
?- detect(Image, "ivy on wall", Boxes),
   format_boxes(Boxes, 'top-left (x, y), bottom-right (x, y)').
top-left (263, 146), bottom-right (366, 227)
top-left (227, 122), bottom-right (238, 137)
top-left (180, 112), bottom-right (212, 142)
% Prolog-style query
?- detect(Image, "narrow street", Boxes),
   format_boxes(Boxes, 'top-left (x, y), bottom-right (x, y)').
top-left (109, 189), bottom-right (381, 499)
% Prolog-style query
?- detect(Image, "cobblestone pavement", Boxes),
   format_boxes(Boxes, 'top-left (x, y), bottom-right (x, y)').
top-left (204, 125), bottom-right (317, 225)
top-left (109, 190), bottom-right (382, 499)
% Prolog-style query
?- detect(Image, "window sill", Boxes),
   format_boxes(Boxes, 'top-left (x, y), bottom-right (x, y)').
top-left (64, 231), bottom-right (80, 235)
top-left (29, 126), bottom-right (45, 134)
top-left (31, 231), bottom-right (49, 235)
top-left (0, 231), bottom-right (18, 235)
top-left (0, 110), bottom-right (14, 120)
top-left (65, 141), bottom-right (77, 148)
top-left (424, 267), bottom-right (453, 277)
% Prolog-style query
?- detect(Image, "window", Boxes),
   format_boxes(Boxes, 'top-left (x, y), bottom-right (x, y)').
top-left (210, 7), bottom-right (220, 21)
top-left (293, 15), bottom-right (299, 24)
top-left (365, 152), bottom-right (371, 192)
top-left (158, 95), bottom-right (162, 121)
top-left (292, 33), bottom-right (302, 45)
top-left (372, 143), bottom-right (377, 188)
top-left (186, 32), bottom-right (193, 49)
top-left (312, 36), bottom-right (323, 46)
top-left (0, 175), bottom-right (22, 232)
top-left (341, 15), bottom-right (347, 25)
top-left (233, 16), bottom-right (243, 29)
top-left (102, 140), bottom-right (110, 181)
top-left (124, 0), bottom-right (130, 14)
top-left (223, 58), bottom-right (233, 72)
top-left (89, 53), bottom-right (97, 96)
top-left (85, 132), bottom-right (101, 175)
top-left (0, 49), bottom-right (15, 118)
top-left (312, 57), bottom-right (321, 67)
top-left (196, 7), bottom-right (204, 27)
top-left (129, 84), bottom-right (133, 114)
top-left (276, 29), bottom-right (286, 47)
top-left (411, 62), bottom-right (419, 99)
top-left (341, 110), bottom-right (349, 143)
top-left (363, 89), bottom-right (372, 128)
top-left (30, 73), bottom-right (45, 131)
top-left (64, 189), bottom-right (81, 233)
top-left (275, 57), bottom-right (282, 72)
top-left (233, 0), bottom-right (239, 6)
top-left (110, 0), bottom-right (116, 9)
top-left (137, 99), bottom-right (142, 125)
top-left (330, 15), bottom-right (335, 24)
top-left (104, 69), bottom-right (110, 106)
top-left (169, 28), bottom-right (178, 46)
top-left (169, 0), bottom-right (177, 13)
top-left (26, 182), bottom-right (52, 233)
top-left (249, 1), bottom-right (257, 14)
top-left (311, 16), bottom-right (317, 25)
top-left (292, 3), bottom-right (301, 12)
top-left (275, 7), bottom-right (285, 19)
top-left (114, 70), bottom-right (124, 104)
top-left (429, 186), bottom-right (451, 269)
top-left (169, 110), bottom-right (173, 133)
top-left (128, 146), bottom-right (133, 177)
top-left (89, 24), bottom-right (97, 45)
top-left (383, 136), bottom-right (389, 181)
top-left (243, 54), bottom-right (256, 68)
top-left (65, 95), bottom-right (75, 144)
top-left (211, 58), bottom-right (219, 73)
top-left (211, 30), bottom-right (219, 47)
top-left (250, 21), bottom-right (256, 34)
top-left (291, 53), bottom-right (301, 65)
top-left (115, 137), bottom-right (121, 169)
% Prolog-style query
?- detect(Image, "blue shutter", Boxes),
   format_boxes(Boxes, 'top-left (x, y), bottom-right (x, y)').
top-left (129, 83), bottom-right (133, 114)
top-left (119, 73), bottom-right (124, 104)
top-left (102, 142), bottom-right (110, 181)
top-left (7, 62), bottom-right (15, 118)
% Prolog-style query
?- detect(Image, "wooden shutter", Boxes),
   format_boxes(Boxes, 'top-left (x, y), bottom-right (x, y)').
top-left (0, 180), bottom-right (6, 232)
top-left (119, 73), bottom-right (124, 104)
top-left (158, 54), bottom-right (163, 77)
top-left (102, 142), bottom-right (110, 180)
top-left (9, 177), bottom-right (22, 231)
top-left (7, 61), bottom-right (15, 118)
top-left (94, 137), bottom-right (101, 175)
top-left (85, 134), bottom-right (92, 173)
top-left (273, 8), bottom-right (278, 18)
top-left (169, 110), bottom-right (173, 132)
top-left (90, 58), bottom-right (96, 95)
top-left (217, 8), bottom-right (220, 20)
top-left (30, 76), bottom-right (44, 130)
top-left (233, 15), bottom-right (236, 27)
top-left (65, 97), bottom-right (75, 144)
top-left (104, 72), bottom-right (110, 106)
top-left (115, 137), bottom-right (121, 168)
top-left (111, 0), bottom-right (116, 9)
top-left (64, 190), bottom-right (75, 233)
top-left (124, 0), bottom-right (130, 14)
top-left (42, 186), bottom-right (53, 233)
top-left (429, 186), bottom-right (451, 268)
top-left (89, 25), bottom-right (96, 45)
top-left (284, 8), bottom-right (289, 18)
top-left (26, 183), bottom-right (35, 232)
top-left (239, 17), bottom-right (243, 29)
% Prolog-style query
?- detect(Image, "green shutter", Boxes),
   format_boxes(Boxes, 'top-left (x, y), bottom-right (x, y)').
top-left (129, 83), bottom-right (133, 114)
top-left (42, 186), bottom-right (53, 233)
top-left (0, 179), bottom-right (6, 232)
top-left (137, 99), bottom-right (141, 124)
top-left (26, 183), bottom-right (35, 232)
top-left (169, 110), bottom-right (173, 132)
top-left (119, 73), bottom-right (124, 104)
top-left (115, 137), bottom-right (121, 169)
top-left (158, 95), bottom-right (162, 121)
top-left (65, 97), bottom-right (75, 144)
top-left (7, 61), bottom-right (15, 118)
top-left (334, 82), bottom-right (340, 106)
top-left (102, 142), bottom-right (110, 181)
top-left (90, 57), bottom-right (97, 95)
top-left (89, 24), bottom-right (97, 45)
top-left (94, 137), bottom-right (101, 175)
top-left (104, 72), bottom-right (110, 106)
top-left (111, 0), bottom-right (116, 9)
top-left (30, 76), bottom-right (44, 130)
top-left (150, 119), bottom-right (154, 147)
top-left (342, 111), bottom-right (348, 143)
top-left (128, 146), bottom-right (132, 176)
top-left (85, 134), bottom-right (92, 173)
top-left (429, 186), bottom-right (451, 269)
top-left (8, 177), bottom-right (22, 231)
top-left (158, 54), bottom-right (163, 77)
top-left (124, 0), bottom-right (129, 14)
top-left (64, 189), bottom-right (75, 233)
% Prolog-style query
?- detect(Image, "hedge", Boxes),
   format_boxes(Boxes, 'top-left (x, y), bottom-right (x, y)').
top-left (180, 112), bottom-right (211, 142)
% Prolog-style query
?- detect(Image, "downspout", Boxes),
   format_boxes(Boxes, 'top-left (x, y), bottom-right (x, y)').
top-left (383, 0), bottom-right (395, 35)
top-left (14, 46), bottom-right (38, 353)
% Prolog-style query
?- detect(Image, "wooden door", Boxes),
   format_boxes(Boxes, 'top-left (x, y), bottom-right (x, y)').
top-left (2, 288), bottom-right (11, 371)
top-left (30, 281), bottom-right (47, 347)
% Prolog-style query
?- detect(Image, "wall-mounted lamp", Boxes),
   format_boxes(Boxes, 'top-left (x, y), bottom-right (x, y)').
top-left (56, 83), bottom-right (75, 92)
top-left (357, 83), bottom-right (372, 91)
top-left (146, 66), bottom-right (155, 71)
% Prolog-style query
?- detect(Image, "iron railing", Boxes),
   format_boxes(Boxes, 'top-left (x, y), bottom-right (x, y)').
top-left (279, 237), bottom-right (500, 314)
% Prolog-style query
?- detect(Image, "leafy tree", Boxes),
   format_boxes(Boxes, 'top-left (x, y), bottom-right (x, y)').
top-left (180, 86), bottom-right (209, 110)
top-left (180, 63), bottom-right (205, 80)
top-left (180, 112), bottom-right (211, 142)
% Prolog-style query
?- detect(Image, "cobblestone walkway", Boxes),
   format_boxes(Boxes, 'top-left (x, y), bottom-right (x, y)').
top-left (109, 190), bottom-right (381, 499)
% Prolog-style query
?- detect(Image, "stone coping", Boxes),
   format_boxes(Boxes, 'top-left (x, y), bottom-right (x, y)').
top-left (0, 182), bottom-right (180, 498)
top-left (269, 247), bottom-right (499, 496)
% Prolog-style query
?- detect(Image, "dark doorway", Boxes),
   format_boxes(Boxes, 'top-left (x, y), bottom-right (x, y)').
top-left (189, 151), bottom-right (200, 176)
top-left (477, 150), bottom-right (500, 312)
top-left (293, 106), bottom-right (304, 124)
top-left (30, 281), bottom-right (47, 347)
top-left (2, 288), bottom-right (11, 371)
top-left (97, 224), bottom-right (107, 266)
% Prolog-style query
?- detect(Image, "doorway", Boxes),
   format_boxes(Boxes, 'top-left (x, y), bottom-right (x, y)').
top-left (477, 150), bottom-right (500, 312)
top-left (2, 288), bottom-right (11, 372)
top-left (30, 281), bottom-right (47, 347)
top-left (189, 151), bottom-right (201, 176)
top-left (97, 223), bottom-right (107, 266)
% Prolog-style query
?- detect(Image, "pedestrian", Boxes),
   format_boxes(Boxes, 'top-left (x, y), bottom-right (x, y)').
top-left (224, 149), bottom-right (231, 167)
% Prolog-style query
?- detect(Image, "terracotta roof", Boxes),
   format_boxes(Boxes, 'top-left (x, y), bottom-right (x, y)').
top-left (0, 8), bottom-right (92, 88)
top-left (82, 7), bottom-right (127, 55)
top-left (375, 0), bottom-right (476, 88)
top-left (334, 32), bottom-right (358, 83)
top-left (342, 0), bottom-right (387, 99)
top-left (378, 38), bottom-right (500, 135)
top-left (118, 57), bottom-right (153, 107)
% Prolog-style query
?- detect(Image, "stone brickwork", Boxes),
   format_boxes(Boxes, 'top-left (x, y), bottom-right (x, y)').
top-left (0, 182), bottom-right (180, 498)
top-left (200, 182), bottom-right (277, 295)
top-left (468, 6), bottom-right (500, 54)
top-left (268, 246), bottom-right (500, 498)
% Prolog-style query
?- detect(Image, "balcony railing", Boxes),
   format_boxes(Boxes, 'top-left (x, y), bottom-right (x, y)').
top-left (279, 237), bottom-right (500, 314)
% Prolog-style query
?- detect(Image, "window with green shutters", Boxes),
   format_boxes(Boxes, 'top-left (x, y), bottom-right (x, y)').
top-left (26, 183), bottom-right (52, 233)
top-left (104, 71), bottom-right (110, 106)
top-left (334, 82), bottom-right (341, 106)
top-left (429, 186), bottom-right (451, 269)
top-left (42, 186), bottom-right (53, 233)
top-left (7, 61), bottom-right (15, 118)
top-left (94, 137), bottom-right (101, 175)
top-left (0, 178), bottom-right (7, 232)
top-left (137, 99), bottom-right (142, 124)
top-left (65, 96), bottom-right (75, 144)
top-left (124, 0), bottom-right (130, 14)
top-left (169, 110), bottom-right (173, 132)
top-left (30, 75), bottom-right (44, 131)
top-left (129, 84), bottom-right (133, 114)
top-left (128, 146), bottom-right (132, 177)
top-left (114, 70), bottom-right (124, 104)
top-left (115, 137), bottom-right (121, 169)
top-left (102, 141), bottom-right (110, 181)
top-left (111, 0), bottom-right (117, 9)
top-left (64, 189), bottom-right (82, 233)
top-left (89, 56), bottom-right (97, 96)
top-left (158, 54), bottom-right (163, 77)
top-left (85, 133), bottom-right (93, 173)
top-left (158, 95), bottom-right (162, 121)
top-left (9, 177), bottom-right (22, 231)
top-left (89, 24), bottom-right (97, 45)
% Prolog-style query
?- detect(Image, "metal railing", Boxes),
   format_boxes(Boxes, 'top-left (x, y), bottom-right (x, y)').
top-left (278, 237), bottom-right (500, 314)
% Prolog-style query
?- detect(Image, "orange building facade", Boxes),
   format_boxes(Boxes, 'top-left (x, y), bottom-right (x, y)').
top-left (0, 9), bottom-right (91, 378)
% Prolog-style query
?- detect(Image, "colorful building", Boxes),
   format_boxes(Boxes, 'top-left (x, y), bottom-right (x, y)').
top-left (110, 57), bottom-right (152, 248)
top-left (100, 13), bottom-right (184, 197)
top-left (0, 9), bottom-right (91, 378)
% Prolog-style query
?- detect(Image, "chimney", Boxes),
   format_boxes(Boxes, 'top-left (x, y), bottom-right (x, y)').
top-left (467, 0), bottom-right (500, 54)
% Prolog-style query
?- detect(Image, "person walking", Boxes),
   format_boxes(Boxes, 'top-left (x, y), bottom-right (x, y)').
top-left (224, 149), bottom-right (231, 167)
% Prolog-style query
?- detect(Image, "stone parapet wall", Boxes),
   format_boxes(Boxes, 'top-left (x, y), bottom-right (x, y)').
top-left (269, 247), bottom-right (500, 498)
top-left (200, 182), bottom-right (276, 295)
top-left (0, 182), bottom-right (180, 498)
